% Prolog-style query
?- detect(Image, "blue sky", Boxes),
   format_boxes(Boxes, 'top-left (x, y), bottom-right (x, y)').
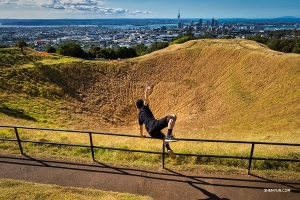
top-left (0, 0), bottom-right (299, 19)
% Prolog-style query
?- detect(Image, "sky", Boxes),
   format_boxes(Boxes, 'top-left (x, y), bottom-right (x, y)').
top-left (0, 0), bottom-right (299, 19)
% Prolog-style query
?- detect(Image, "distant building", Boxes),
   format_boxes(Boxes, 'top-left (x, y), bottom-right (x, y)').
top-left (113, 34), bottom-right (124, 40)
top-left (212, 17), bottom-right (218, 27)
top-left (35, 39), bottom-right (52, 45)
top-left (199, 19), bottom-right (203, 28)
top-left (160, 26), bottom-right (167, 32)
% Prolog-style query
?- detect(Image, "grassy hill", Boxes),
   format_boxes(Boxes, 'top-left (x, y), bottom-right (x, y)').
top-left (1, 40), bottom-right (299, 139)
top-left (1, 39), bottom-right (300, 175)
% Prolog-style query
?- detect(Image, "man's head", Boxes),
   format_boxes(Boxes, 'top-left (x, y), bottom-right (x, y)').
top-left (135, 99), bottom-right (144, 109)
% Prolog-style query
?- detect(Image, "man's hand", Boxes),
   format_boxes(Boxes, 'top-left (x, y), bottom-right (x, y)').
top-left (140, 134), bottom-right (146, 138)
top-left (146, 80), bottom-right (151, 90)
top-left (139, 125), bottom-right (145, 138)
top-left (144, 81), bottom-right (151, 106)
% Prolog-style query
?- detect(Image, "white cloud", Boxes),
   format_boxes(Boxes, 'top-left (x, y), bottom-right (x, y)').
top-left (133, 10), bottom-right (153, 15)
top-left (0, 0), bottom-right (17, 4)
top-left (0, 0), bottom-right (153, 16)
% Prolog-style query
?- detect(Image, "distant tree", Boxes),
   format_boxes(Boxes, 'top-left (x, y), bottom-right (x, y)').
top-left (279, 39), bottom-right (294, 53)
top-left (292, 38), bottom-right (300, 53)
top-left (218, 35), bottom-right (232, 39)
top-left (14, 39), bottom-right (28, 53)
top-left (248, 35), bottom-right (268, 44)
top-left (146, 42), bottom-right (168, 53)
top-left (197, 34), bottom-right (213, 39)
top-left (127, 47), bottom-right (137, 58)
top-left (86, 46), bottom-right (118, 59)
top-left (87, 46), bottom-right (99, 58)
top-left (57, 41), bottom-right (87, 58)
top-left (115, 47), bottom-right (137, 58)
top-left (0, 44), bottom-right (7, 48)
top-left (46, 46), bottom-right (56, 53)
top-left (185, 27), bottom-right (194, 37)
top-left (266, 38), bottom-right (281, 51)
top-left (170, 36), bottom-right (192, 45)
top-left (115, 47), bottom-right (126, 58)
top-left (108, 48), bottom-right (117, 59)
top-left (133, 43), bottom-right (147, 56)
top-left (98, 48), bottom-right (110, 59)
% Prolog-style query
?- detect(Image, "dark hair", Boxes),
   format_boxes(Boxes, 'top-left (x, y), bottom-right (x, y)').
top-left (135, 99), bottom-right (144, 109)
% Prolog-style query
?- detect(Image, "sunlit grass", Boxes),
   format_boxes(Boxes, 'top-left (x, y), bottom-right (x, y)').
top-left (1, 40), bottom-right (300, 179)
top-left (39, 57), bottom-right (83, 65)
top-left (1, 127), bottom-right (299, 179)
top-left (0, 179), bottom-right (152, 200)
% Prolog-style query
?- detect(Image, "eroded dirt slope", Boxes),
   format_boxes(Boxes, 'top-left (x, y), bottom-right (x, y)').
top-left (71, 39), bottom-right (300, 134)
top-left (1, 39), bottom-right (299, 135)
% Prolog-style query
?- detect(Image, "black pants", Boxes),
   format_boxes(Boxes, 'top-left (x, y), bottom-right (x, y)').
top-left (147, 116), bottom-right (168, 139)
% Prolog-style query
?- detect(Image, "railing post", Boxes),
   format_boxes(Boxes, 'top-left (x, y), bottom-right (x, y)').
top-left (248, 143), bottom-right (255, 174)
top-left (14, 127), bottom-right (23, 155)
top-left (162, 142), bottom-right (165, 168)
top-left (89, 132), bottom-right (95, 161)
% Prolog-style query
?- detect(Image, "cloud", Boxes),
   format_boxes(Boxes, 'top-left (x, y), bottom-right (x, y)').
top-left (0, 0), bottom-right (153, 16)
top-left (0, 0), bottom-right (17, 4)
top-left (133, 10), bottom-right (153, 15)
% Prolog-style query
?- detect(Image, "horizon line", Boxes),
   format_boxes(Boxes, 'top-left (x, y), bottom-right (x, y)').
top-left (0, 16), bottom-right (299, 20)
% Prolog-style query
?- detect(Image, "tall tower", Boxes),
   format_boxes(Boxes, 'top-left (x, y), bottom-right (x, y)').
top-left (178, 8), bottom-right (180, 24)
top-left (178, 8), bottom-right (181, 29)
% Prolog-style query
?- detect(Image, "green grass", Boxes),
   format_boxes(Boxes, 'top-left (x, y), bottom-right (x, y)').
top-left (0, 179), bottom-right (152, 200)
top-left (0, 96), bottom-right (70, 125)
top-left (0, 128), bottom-right (299, 179)
top-left (0, 47), bottom-right (83, 69)
top-left (1, 42), bottom-right (300, 179)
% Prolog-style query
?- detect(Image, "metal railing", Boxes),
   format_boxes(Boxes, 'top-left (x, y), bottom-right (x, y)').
top-left (0, 125), bottom-right (299, 174)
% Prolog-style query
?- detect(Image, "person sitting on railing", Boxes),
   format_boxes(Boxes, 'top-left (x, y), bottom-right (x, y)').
top-left (135, 80), bottom-right (178, 159)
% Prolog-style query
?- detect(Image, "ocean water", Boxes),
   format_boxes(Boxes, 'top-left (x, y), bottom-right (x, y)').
top-left (264, 25), bottom-right (299, 30)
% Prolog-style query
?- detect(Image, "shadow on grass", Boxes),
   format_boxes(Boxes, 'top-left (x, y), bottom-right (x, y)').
top-left (0, 106), bottom-right (37, 122)
top-left (37, 64), bottom-right (83, 101)
top-left (23, 52), bottom-right (33, 62)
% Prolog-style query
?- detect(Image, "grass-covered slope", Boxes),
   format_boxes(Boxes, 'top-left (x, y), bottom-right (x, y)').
top-left (1, 40), bottom-right (300, 176)
top-left (0, 40), bottom-right (299, 141)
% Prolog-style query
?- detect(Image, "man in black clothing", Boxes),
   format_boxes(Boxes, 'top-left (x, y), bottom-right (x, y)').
top-left (136, 81), bottom-right (178, 159)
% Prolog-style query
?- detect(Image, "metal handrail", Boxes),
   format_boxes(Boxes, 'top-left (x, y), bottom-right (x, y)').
top-left (0, 125), bottom-right (299, 174)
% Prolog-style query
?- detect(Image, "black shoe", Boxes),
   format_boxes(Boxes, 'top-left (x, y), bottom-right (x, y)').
top-left (165, 135), bottom-right (178, 142)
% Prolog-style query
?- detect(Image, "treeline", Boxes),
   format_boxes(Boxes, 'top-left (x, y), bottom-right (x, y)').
top-left (247, 36), bottom-right (300, 53)
top-left (86, 42), bottom-right (169, 59)
top-left (47, 41), bottom-right (170, 59)
top-left (0, 40), bottom-right (170, 59)
top-left (247, 30), bottom-right (300, 54)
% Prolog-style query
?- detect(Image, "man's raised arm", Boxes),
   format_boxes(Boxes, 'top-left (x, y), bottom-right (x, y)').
top-left (144, 81), bottom-right (151, 106)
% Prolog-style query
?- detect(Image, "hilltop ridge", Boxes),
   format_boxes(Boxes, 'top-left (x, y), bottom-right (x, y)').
top-left (0, 39), bottom-right (299, 140)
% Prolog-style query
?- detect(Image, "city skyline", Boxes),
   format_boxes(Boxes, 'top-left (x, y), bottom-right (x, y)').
top-left (0, 0), bottom-right (299, 19)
